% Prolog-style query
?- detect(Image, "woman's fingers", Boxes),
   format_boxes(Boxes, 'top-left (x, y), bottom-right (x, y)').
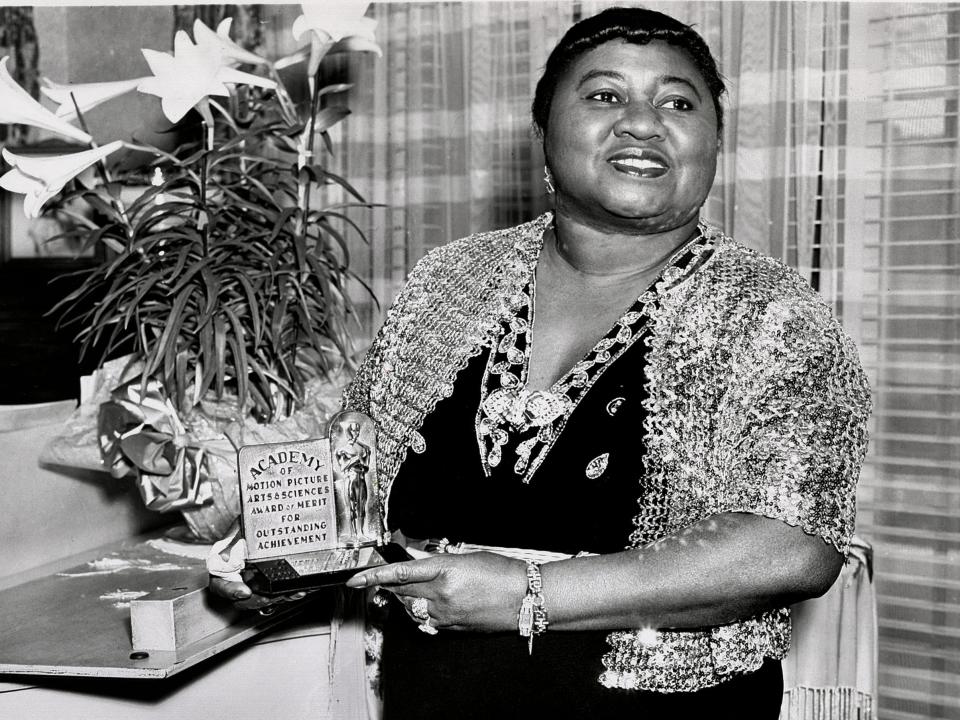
top-left (345, 552), bottom-right (527, 632)
top-left (345, 557), bottom-right (442, 589)
top-left (210, 575), bottom-right (252, 601)
top-left (209, 573), bottom-right (308, 611)
top-left (246, 590), bottom-right (309, 613)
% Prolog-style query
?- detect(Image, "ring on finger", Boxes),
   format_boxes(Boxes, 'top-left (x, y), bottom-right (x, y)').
top-left (418, 617), bottom-right (438, 635)
top-left (410, 596), bottom-right (430, 622)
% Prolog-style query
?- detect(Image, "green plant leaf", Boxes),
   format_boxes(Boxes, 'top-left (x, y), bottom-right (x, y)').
top-left (52, 208), bottom-right (101, 231)
top-left (314, 219), bottom-right (350, 267)
top-left (318, 130), bottom-right (334, 156)
top-left (292, 228), bottom-right (309, 272)
top-left (232, 271), bottom-right (263, 347)
top-left (266, 206), bottom-right (299, 245)
top-left (144, 284), bottom-right (194, 380)
top-left (120, 273), bottom-right (163, 329)
top-left (87, 273), bottom-right (134, 337)
top-left (169, 256), bottom-right (213, 296)
top-left (81, 190), bottom-right (123, 222)
top-left (198, 265), bottom-right (222, 326)
top-left (311, 106), bottom-right (350, 133)
top-left (101, 323), bottom-right (136, 362)
top-left (270, 71), bottom-right (300, 126)
top-left (269, 134), bottom-right (301, 155)
top-left (302, 165), bottom-right (367, 203)
top-left (315, 210), bottom-right (369, 245)
top-left (166, 246), bottom-right (192, 284)
top-left (249, 355), bottom-right (298, 404)
top-left (293, 295), bottom-right (323, 357)
top-left (244, 379), bottom-right (274, 424)
top-left (345, 267), bottom-right (379, 311)
top-left (123, 184), bottom-right (167, 215)
top-left (197, 317), bottom-right (217, 400)
top-left (212, 191), bottom-right (277, 222)
top-left (269, 286), bottom-right (290, 351)
top-left (318, 83), bottom-right (354, 97)
top-left (237, 175), bottom-right (284, 211)
top-left (214, 314), bottom-right (227, 397)
top-left (175, 350), bottom-right (190, 410)
top-left (225, 332), bottom-right (250, 415)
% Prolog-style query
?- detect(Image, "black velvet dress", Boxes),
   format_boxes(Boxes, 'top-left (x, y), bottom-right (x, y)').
top-left (380, 270), bottom-right (784, 718)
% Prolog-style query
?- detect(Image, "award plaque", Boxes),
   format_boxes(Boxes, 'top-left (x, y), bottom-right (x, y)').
top-left (238, 410), bottom-right (410, 595)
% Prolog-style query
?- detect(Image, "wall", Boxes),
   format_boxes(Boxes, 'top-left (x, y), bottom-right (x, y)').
top-left (0, 7), bottom-right (182, 575)
top-left (33, 5), bottom-right (175, 148)
top-left (0, 404), bottom-right (164, 586)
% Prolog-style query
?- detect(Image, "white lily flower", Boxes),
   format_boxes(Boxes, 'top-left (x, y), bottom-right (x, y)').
top-left (0, 56), bottom-right (91, 144)
top-left (0, 140), bottom-right (124, 219)
top-left (193, 18), bottom-right (268, 67)
top-left (274, 47), bottom-right (310, 72)
top-left (292, 1), bottom-right (381, 75)
top-left (292, 1), bottom-right (379, 46)
top-left (138, 30), bottom-right (277, 124)
top-left (41, 77), bottom-right (147, 121)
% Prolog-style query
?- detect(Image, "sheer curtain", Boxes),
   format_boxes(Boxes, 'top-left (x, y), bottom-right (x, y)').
top-left (340, 2), bottom-right (570, 330)
top-left (338, 3), bottom-right (959, 718)
top-left (582, 1), bottom-right (846, 277)
top-left (342, 1), bottom-right (848, 292)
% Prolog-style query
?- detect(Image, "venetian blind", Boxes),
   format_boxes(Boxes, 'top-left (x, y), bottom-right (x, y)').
top-left (845, 4), bottom-right (960, 719)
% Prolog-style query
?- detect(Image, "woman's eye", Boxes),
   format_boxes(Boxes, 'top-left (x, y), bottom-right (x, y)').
top-left (661, 97), bottom-right (694, 111)
top-left (588, 90), bottom-right (622, 104)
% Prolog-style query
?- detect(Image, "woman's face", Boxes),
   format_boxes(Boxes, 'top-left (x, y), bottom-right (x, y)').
top-left (544, 39), bottom-right (719, 233)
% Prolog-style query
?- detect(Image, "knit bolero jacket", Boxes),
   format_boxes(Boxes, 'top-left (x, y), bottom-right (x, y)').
top-left (342, 213), bottom-right (872, 692)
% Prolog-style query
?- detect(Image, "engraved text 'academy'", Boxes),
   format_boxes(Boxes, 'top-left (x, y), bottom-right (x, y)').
top-left (248, 450), bottom-right (323, 478)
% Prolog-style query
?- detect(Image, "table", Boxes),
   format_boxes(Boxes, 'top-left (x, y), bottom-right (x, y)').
top-left (0, 530), bottom-right (337, 719)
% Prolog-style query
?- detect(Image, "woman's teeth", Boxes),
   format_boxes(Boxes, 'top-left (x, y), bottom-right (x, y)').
top-left (609, 157), bottom-right (668, 177)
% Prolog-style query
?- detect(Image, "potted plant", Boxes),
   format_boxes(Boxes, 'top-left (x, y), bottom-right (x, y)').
top-left (0, 3), bottom-right (381, 541)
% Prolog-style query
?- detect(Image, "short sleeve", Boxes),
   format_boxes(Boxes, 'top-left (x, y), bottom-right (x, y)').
top-left (715, 299), bottom-right (872, 554)
top-left (340, 331), bottom-right (382, 415)
top-left (340, 246), bottom-right (442, 415)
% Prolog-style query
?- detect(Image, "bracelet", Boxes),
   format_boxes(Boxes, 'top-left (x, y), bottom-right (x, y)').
top-left (517, 561), bottom-right (548, 654)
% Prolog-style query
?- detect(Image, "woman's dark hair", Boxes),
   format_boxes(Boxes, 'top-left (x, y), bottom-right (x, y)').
top-left (532, 7), bottom-right (726, 137)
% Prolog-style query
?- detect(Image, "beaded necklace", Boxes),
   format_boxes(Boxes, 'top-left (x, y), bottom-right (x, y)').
top-left (475, 222), bottom-right (712, 484)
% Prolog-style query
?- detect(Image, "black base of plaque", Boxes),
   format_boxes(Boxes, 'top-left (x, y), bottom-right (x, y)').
top-left (246, 542), bottom-right (412, 595)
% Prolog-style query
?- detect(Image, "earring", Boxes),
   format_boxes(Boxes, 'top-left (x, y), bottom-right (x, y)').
top-left (543, 165), bottom-right (555, 194)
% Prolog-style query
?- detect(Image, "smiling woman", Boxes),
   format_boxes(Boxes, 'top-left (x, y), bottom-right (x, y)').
top-left (210, 8), bottom-right (872, 719)
top-left (541, 40), bottom-right (720, 236)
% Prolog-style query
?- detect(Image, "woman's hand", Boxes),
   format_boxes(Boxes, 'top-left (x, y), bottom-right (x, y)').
top-left (205, 520), bottom-right (308, 613)
top-left (208, 569), bottom-right (308, 612)
top-left (346, 551), bottom-right (528, 632)
top-left (356, 514), bottom-right (843, 635)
